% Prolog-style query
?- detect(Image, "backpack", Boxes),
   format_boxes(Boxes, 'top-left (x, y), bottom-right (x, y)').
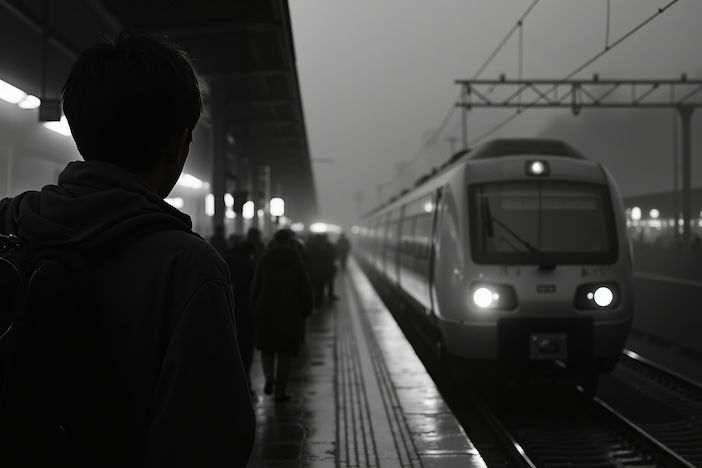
top-left (0, 233), bottom-right (95, 466)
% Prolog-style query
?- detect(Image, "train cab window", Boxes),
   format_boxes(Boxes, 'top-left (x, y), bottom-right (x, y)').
top-left (470, 181), bottom-right (618, 265)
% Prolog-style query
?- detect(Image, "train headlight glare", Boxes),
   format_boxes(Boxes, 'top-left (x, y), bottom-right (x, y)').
top-left (530, 161), bottom-right (544, 174)
top-left (575, 282), bottom-right (619, 310)
top-left (473, 287), bottom-right (497, 308)
top-left (470, 283), bottom-right (517, 310)
top-left (525, 160), bottom-right (550, 176)
top-left (593, 287), bottom-right (613, 307)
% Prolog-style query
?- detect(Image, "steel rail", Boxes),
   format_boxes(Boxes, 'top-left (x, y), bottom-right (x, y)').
top-left (622, 348), bottom-right (702, 391)
top-left (592, 395), bottom-right (696, 468)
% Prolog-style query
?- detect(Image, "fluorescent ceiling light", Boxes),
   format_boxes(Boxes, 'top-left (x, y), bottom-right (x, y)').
top-left (270, 197), bottom-right (284, 217)
top-left (165, 197), bottom-right (184, 209)
top-left (43, 116), bottom-right (72, 137)
top-left (18, 94), bottom-right (40, 109)
top-left (0, 78), bottom-right (26, 104)
top-left (205, 194), bottom-right (214, 216)
top-left (242, 201), bottom-right (254, 219)
top-left (177, 173), bottom-right (204, 189)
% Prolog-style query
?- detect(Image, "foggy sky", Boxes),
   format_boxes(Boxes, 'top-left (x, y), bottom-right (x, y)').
top-left (289, 1), bottom-right (702, 228)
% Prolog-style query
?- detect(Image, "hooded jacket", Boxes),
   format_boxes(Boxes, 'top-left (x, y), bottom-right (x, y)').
top-left (251, 242), bottom-right (313, 354)
top-left (0, 160), bottom-right (254, 467)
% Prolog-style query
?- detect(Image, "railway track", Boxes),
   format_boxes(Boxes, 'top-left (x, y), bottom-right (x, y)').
top-left (474, 380), bottom-right (693, 468)
top-left (364, 270), bottom-right (701, 466)
top-left (594, 349), bottom-right (702, 467)
top-left (395, 321), bottom-right (700, 465)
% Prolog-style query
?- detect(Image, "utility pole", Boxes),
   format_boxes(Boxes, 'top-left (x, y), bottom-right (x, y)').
top-left (679, 105), bottom-right (696, 244)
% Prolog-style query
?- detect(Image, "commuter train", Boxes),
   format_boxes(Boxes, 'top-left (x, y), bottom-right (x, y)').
top-left (354, 138), bottom-right (633, 385)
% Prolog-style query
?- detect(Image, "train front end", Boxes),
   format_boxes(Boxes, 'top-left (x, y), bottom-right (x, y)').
top-left (435, 147), bottom-right (633, 377)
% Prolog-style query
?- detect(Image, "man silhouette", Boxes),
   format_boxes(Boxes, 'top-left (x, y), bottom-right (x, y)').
top-left (0, 31), bottom-right (254, 467)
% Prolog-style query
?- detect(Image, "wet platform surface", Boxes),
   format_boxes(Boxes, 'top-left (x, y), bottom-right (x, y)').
top-left (245, 260), bottom-right (486, 467)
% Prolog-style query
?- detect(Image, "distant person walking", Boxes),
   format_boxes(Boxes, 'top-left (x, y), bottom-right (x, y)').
top-left (224, 239), bottom-right (257, 394)
top-left (209, 224), bottom-right (228, 257)
top-left (321, 233), bottom-right (339, 301)
top-left (251, 229), bottom-right (314, 402)
top-left (245, 227), bottom-right (266, 262)
top-left (336, 232), bottom-right (351, 272)
top-left (306, 233), bottom-right (338, 305)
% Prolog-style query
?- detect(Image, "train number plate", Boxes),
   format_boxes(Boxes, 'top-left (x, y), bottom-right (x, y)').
top-left (529, 333), bottom-right (568, 360)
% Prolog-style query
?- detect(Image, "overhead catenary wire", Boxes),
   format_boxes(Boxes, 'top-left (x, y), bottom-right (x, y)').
top-left (377, 0), bottom-right (543, 195)
top-left (465, 0), bottom-right (679, 148)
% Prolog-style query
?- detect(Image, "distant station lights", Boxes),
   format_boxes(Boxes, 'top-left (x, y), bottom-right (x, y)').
top-left (309, 222), bottom-right (342, 234)
top-left (270, 198), bottom-right (285, 217)
top-left (164, 197), bottom-right (184, 209)
top-left (0, 76), bottom-right (71, 136)
top-left (630, 207), bottom-right (642, 221)
top-left (0, 78), bottom-right (39, 108)
top-left (242, 201), bottom-right (255, 220)
top-left (177, 174), bottom-right (205, 190)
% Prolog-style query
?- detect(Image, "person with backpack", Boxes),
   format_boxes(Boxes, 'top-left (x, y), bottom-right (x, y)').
top-left (0, 31), bottom-right (254, 467)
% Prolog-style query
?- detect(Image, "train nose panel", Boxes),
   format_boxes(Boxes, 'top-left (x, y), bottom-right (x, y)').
top-left (499, 317), bottom-right (594, 364)
top-left (530, 333), bottom-right (568, 360)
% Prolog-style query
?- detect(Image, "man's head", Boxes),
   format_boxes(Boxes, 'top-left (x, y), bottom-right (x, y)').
top-left (62, 31), bottom-right (202, 196)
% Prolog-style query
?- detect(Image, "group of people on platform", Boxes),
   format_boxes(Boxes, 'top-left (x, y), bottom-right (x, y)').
top-left (0, 31), bottom-right (352, 467)
top-left (208, 226), bottom-right (351, 403)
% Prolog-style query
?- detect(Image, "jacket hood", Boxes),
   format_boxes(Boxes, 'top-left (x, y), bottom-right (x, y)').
top-left (262, 244), bottom-right (302, 268)
top-left (0, 160), bottom-right (197, 254)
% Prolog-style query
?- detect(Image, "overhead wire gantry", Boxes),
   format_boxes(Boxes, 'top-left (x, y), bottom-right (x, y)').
top-left (455, 76), bottom-right (702, 243)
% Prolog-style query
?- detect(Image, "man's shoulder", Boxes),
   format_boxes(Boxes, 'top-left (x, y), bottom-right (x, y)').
top-left (0, 196), bottom-right (16, 234)
top-left (130, 230), bottom-right (228, 281)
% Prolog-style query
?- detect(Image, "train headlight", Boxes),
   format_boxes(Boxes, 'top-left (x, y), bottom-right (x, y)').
top-left (593, 287), bottom-right (613, 307)
top-left (525, 160), bottom-right (550, 176)
top-left (575, 282), bottom-right (620, 310)
top-left (470, 283), bottom-right (517, 310)
top-left (473, 287), bottom-right (497, 308)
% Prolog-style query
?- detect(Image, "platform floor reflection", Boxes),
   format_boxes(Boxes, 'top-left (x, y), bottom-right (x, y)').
top-left (245, 260), bottom-right (486, 468)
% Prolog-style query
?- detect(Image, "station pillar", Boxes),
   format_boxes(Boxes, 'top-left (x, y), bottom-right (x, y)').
top-left (679, 105), bottom-right (695, 245)
top-left (210, 89), bottom-right (227, 235)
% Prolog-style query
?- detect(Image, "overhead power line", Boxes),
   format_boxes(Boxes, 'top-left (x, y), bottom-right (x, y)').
top-left (464, 0), bottom-right (680, 147)
top-left (379, 0), bottom-right (543, 191)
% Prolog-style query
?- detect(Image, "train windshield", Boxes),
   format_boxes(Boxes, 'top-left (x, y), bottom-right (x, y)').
top-left (470, 181), bottom-right (618, 265)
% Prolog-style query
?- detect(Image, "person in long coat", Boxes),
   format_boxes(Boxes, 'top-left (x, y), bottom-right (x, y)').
top-left (250, 229), bottom-right (314, 402)
top-left (224, 240), bottom-right (257, 393)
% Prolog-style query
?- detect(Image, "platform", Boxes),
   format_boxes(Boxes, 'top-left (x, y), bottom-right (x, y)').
top-left (245, 260), bottom-right (486, 467)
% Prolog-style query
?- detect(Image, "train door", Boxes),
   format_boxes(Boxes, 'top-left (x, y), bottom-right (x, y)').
top-left (429, 186), bottom-right (445, 315)
top-left (374, 214), bottom-right (387, 270)
top-left (383, 208), bottom-right (402, 283)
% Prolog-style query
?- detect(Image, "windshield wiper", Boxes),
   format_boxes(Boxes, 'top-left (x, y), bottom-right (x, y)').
top-left (489, 216), bottom-right (542, 255)
top-left (481, 197), bottom-right (540, 255)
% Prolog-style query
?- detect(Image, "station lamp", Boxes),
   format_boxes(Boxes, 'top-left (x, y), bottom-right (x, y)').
top-left (630, 207), bottom-right (641, 221)
top-left (242, 201), bottom-right (255, 220)
top-left (270, 197), bottom-right (285, 217)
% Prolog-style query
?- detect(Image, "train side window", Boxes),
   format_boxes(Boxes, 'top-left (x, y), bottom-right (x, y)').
top-left (402, 216), bottom-right (416, 255)
top-left (415, 213), bottom-right (433, 259)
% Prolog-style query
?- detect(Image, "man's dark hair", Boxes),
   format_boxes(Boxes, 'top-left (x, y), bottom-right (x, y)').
top-left (62, 31), bottom-right (202, 173)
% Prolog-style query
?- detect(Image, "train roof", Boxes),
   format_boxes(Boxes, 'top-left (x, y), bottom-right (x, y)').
top-left (361, 138), bottom-right (587, 220)
top-left (467, 138), bottom-right (585, 160)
